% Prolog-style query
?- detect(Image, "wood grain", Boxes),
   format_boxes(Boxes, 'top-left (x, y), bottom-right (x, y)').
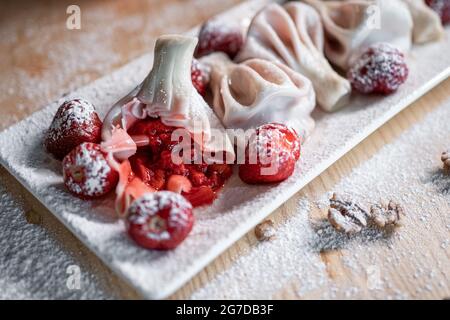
top-left (0, 0), bottom-right (243, 130)
top-left (0, 0), bottom-right (448, 299)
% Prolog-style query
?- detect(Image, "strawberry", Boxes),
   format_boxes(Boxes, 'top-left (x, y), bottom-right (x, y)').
top-left (44, 99), bottom-right (102, 160)
top-left (238, 123), bottom-right (301, 184)
top-left (195, 19), bottom-right (244, 59)
top-left (183, 185), bottom-right (216, 207)
top-left (190, 170), bottom-right (209, 187)
top-left (348, 43), bottom-right (409, 95)
top-left (126, 191), bottom-right (194, 250)
top-left (167, 175), bottom-right (192, 194)
top-left (130, 154), bottom-right (166, 190)
top-left (128, 118), bottom-right (177, 156)
top-left (191, 58), bottom-right (208, 96)
top-left (207, 163), bottom-right (233, 178)
top-left (151, 169), bottom-right (166, 191)
top-left (206, 163), bottom-right (233, 189)
top-left (426, 0), bottom-right (450, 24)
top-left (127, 118), bottom-right (234, 207)
top-left (159, 150), bottom-right (189, 176)
top-left (62, 142), bottom-right (118, 199)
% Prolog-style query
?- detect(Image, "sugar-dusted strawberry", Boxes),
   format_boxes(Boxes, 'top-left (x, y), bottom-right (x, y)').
top-left (426, 0), bottom-right (450, 24)
top-left (239, 123), bottom-right (301, 184)
top-left (195, 18), bottom-right (244, 59)
top-left (62, 142), bottom-right (118, 199)
top-left (191, 58), bottom-right (208, 96)
top-left (348, 43), bottom-right (409, 95)
top-left (44, 99), bottom-right (102, 160)
top-left (126, 191), bottom-right (194, 250)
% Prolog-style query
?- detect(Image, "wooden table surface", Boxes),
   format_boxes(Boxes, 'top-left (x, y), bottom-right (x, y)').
top-left (1, 0), bottom-right (448, 299)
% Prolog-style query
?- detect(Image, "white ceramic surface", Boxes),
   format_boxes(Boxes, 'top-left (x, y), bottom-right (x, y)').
top-left (0, 0), bottom-right (449, 299)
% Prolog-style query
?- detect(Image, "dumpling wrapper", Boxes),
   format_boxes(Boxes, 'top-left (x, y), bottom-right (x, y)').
top-left (303, 0), bottom-right (413, 70)
top-left (201, 52), bottom-right (316, 140)
top-left (401, 0), bottom-right (443, 43)
top-left (236, 2), bottom-right (351, 113)
top-left (102, 35), bottom-right (235, 163)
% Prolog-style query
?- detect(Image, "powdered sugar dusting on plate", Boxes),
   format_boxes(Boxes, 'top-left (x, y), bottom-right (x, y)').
top-left (0, 7), bottom-right (449, 298)
top-left (191, 96), bottom-right (450, 299)
top-left (0, 172), bottom-right (118, 299)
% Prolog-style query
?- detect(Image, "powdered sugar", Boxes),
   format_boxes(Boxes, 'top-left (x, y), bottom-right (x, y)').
top-left (191, 198), bottom-right (329, 299)
top-left (0, 3), bottom-right (448, 299)
top-left (0, 171), bottom-right (117, 299)
top-left (348, 43), bottom-right (409, 94)
top-left (46, 99), bottom-right (98, 141)
top-left (191, 94), bottom-right (450, 299)
top-left (128, 191), bottom-right (192, 226)
top-left (196, 18), bottom-right (245, 58)
top-left (63, 143), bottom-right (114, 198)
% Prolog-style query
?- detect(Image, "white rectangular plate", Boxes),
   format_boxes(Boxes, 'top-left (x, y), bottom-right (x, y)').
top-left (0, 0), bottom-right (449, 299)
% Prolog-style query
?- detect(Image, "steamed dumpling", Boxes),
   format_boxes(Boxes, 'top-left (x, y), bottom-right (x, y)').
top-left (303, 0), bottom-right (413, 70)
top-left (201, 52), bottom-right (316, 139)
top-left (236, 2), bottom-right (351, 112)
top-left (102, 35), bottom-right (235, 162)
top-left (401, 0), bottom-right (443, 43)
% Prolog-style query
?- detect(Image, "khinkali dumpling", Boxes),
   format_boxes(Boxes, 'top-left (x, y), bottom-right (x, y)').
top-left (236, 2), bottom-right (351, 112)
top-left (401, 0), bottom-right (443, 43)
top-left (102, 35), bottom-right (235, 163)
top-left (303, 0), bottom-right (413, 70)
top-left (201, 52), bottom-right (316, 139)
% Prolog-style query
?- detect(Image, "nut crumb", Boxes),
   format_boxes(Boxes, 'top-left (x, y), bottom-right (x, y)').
top-left (442, 150), bottom-right (450, 173)
top-left (25, 210), bottom-right (42, 225)
top-left (255, 220), bottom-right (276, 241)
top-left (328, 193), bottom-right (369, 234)
top-left (370, 200), bottom-right (404, 228)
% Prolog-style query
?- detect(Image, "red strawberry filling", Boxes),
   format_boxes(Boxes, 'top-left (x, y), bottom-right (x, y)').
top-left (126, 191), bottom-right (194, 250)
top-left (239, 123), bottom-right (301, 184)
top-left (127, 118), bottom-right (233, 207)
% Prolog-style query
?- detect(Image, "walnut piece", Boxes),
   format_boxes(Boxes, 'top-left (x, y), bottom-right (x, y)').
top-left (327, 193), bottom-right (370, 234)
top-left (255, 220), bottom-right (276, 241)
top-left (370, 200), bottom-right (404, 228)
top-left (442, 150), bottom-right (450, 173)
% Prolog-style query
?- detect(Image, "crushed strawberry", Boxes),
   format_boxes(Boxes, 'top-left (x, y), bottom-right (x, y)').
top-left (44, 99), bottom-right (102, 160)
top-left (195, 19), bottom-right (244, 59)
top-left (107, 156), bottom-right (155, 217)
top-left (126, 191), bottom-right (194, 250)
top-left (62, 142), bottom-right (118, 199)
top-left (128, 118), bottom-right (232, 207)
top-left (239, 123), bottom-right (301, 184)
top-left (167, 175), bottom-right (192, 194)
top-left (191, 58), bottom-right (208, 96)
top-left (183, 185), bottom-right (216, 207)
top-left (426, 0), bottom-right (450, 24)
top-left (348, 43), bottom-right (409, 94)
